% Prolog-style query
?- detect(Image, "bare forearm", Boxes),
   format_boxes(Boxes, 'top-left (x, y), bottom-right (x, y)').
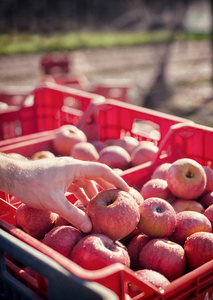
top-left (0, 153), bottom-right (21, 195)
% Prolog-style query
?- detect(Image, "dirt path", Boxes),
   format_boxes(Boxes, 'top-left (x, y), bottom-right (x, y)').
top-left (0, 40), bottom-right (212, 126)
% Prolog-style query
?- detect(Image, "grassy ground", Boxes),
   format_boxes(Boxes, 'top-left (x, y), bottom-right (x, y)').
top-left (0, 30), bottom-right (211, 56)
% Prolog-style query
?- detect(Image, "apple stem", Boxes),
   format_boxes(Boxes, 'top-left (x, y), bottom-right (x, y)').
top-left (186, 171), bottom-right (194, 178)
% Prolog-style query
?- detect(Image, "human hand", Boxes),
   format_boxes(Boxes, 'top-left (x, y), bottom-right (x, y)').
top-left (9, 156), bottom-right (130, 232)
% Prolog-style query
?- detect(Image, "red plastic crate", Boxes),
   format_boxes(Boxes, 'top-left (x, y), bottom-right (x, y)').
top-left (48, 75), bottom-right (138, 103)
top-left (0, 82), bottom-right (105, 140)
top-left (0, 219), bottom-right (117, 300)
top-left (0, 122), bottom-right (213, 299)
top-left (77, 99), bottom-right (192, 146)
top-left (0, 101), bottom-right (191, 169)
top-left (122, 122), bottom-right (213, 190)
top-left (40, 52), bottom-right (70, 75)
top-left (0, 87), bottom-right (31, 106)
top-left (93, 79), bottom-right (134, 103)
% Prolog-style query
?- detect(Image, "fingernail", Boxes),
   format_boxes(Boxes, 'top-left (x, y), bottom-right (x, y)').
top-left (80, 221), bottom-right (92, 233)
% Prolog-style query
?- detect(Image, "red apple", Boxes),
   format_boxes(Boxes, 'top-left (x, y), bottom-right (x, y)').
top-left (128, 187), bottom-right (144, 207)
top-left (137, 197), bottom-right (177, 238)
top-left (71, 233), bottom-right (130, 270)
top-left (98, 145), bottom-right (131, 170)
top-left (86, 188), bottom-right (140, 241)
top-left (130, 141), bottom-right (159, 167)
top-left (151, 163), bottom-right (172, 180)
top-left (42, 225), bottom-right (83, 258)
top-left (15, 203), bottom-right (57, 239)
top-left (184, 232), bottom-right (213, 270)
top-left (31, 150), bottom-right (55, 160)
top-left (199, 191), bottom-right (213, 208)
top-left (54, 214), bottom-right (71, 227)
top-left (203, 166), bottom-right (213, 193)
top-left (70, 141), bottom-right (99, 161)
top-left (172, 199), bottom-right (205, 214)
top-left (129, 269), bottom-right (170, 296)
top-left (139, 238), bottom-right (186, 281)
top-left (91, 140), bottom-right (106, 153)
top-left (112, 136), bottom-right (139, 154)
top-left (74, 199), bottom-right (87, 212)
top-left (53, 124), bottom-right (87, 156)
top-left (54, 197), bottom-right (85, 227)
top-left (169, 211), bottom-right (212, 246)
top-left (166, 158), bottom-right (207, 200)
top-left (140, 178), bottom-right (175, 204)
top-left (127, 233), bottom-right (151, 270)
top-left (204, 204), bottom-right (213, 228)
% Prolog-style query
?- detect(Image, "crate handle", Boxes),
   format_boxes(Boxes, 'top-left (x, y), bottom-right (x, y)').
top-left (0, 229), bottom-right (118, 300)
top-left (132, 119), bottom-right (161, 141)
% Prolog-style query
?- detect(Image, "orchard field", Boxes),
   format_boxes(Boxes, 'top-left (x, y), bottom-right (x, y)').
top-left (0, 40), bottom-right (212, 127)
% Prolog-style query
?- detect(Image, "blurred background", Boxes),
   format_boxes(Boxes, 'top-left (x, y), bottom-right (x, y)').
top-left (0, 0), bottom-right (212, 126)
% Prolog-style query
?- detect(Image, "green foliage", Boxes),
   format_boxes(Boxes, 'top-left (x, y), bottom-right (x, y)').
top-left (0, 30), bottom-right (211, 56)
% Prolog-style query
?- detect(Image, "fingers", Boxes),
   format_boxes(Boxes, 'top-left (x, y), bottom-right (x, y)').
top-left (53, 195), bottom-right (92, 233)
top-left (67, 184), bottom-right (90, 207)
top-left (74, 162), bottom-right (130, 192)
top-left (72, 178), bottom-right (99, 199)
top-left (67, 179), bottom-right (99, 206)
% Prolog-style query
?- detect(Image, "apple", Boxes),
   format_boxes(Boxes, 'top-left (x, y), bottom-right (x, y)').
top-left (129, 269), bottom-right (170, 296)
top-left (127, 233), bottom-right (151, 270)
top-left (151, 163), bottom-right (172, 180)
top-left (42, 225), bottom-right (83, 258)
top-left (169, 211), bottom-right (212, 246)
top-left (203, 166), bottom-right (213, 193)
top-left (204, 204), bottom-right (213, 228)
top-left (135, 269), bottom-right (170, 288)
top-left (139, 238), bottom-right (186, 281)
top-left (54, 214), bottom-right (71, 227)
top-left (54, 197), bottom-right (85, 227)
top-left (86, 188), bottom-right (140, 241)
top-left (184, 232), bottom-right (213, 270)
top-left (137, 197), bottom-right (177, 238)
top-left (120, 228), bottom-right (141, 247)
top-left (31, 150), bottom-right (55, 160)
top-left (71, 233), bottom-right (130, 270)
top-left (112, 136), bottom-right (139, 154)
top-left (199, 191), bottom-right (213, 208)
top-left (91, 140), bottom-right (106, 153)
top-left (98, 145), bottom-right (131, 170)
top-left (140, 178), bottom-right (175, 204)
top-left (128, 187), bottom-right (144, 207)
top-left (53, 124), bottom-right (87, 156)
top-left (172, 199), bottom-right (205, 214)
top-left (74, 199), bottom-right (87, 212)
top-left (70, 141), bottom-right (99, 161)
top-left (15, 203), bottom-right (57, 239)
top-left (166, 158), bottom-right (207, 200)
top-left (130, 141), bottom-right (159, 167)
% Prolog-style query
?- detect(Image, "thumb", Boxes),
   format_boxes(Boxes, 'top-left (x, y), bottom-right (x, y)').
top-left (53, 196), bottom-right (92, 233)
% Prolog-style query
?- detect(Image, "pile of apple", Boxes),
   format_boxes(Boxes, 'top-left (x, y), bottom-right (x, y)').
top-left (8, 124), bottom-right (160, 172)
top-left (13, 155), bottom-right (213, 294)
top-left (51, 124), bottom-right (159, 172)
